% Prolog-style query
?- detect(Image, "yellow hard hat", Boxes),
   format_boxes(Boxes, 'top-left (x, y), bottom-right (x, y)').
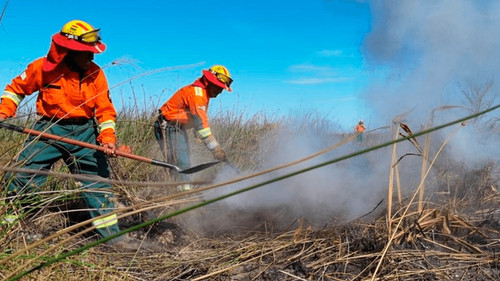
top-left (52, 20), bottom-right (106, 53)
top-left (202, 65), bottom-right (233, 91)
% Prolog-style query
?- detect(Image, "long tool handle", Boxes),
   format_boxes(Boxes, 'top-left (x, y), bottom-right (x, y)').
top-left (0, 122), bottom-right (219, 174)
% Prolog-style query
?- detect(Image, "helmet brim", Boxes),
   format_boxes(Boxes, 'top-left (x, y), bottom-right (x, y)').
top-left (52, 33), bottom-right (106, 53)
top-left (202, 70), bottom-right (232, 92)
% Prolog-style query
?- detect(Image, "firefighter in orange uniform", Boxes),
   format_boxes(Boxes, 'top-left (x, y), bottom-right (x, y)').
top-left (154, 65), bottom-right (232, 189)
top-left (355, 120), bottom-right (366, 142)
top-left (0, 20), bottom-right (125, 244)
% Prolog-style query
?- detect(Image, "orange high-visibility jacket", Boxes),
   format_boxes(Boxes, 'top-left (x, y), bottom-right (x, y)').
top-left (159, 79), bottom-right (213, 138)
top-left (355, 124), bottom-right (366, 133)
top-left (0, 57), bottom-right (117, 144)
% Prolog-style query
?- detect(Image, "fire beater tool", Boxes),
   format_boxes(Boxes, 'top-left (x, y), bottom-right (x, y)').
top-left (0, 122), bottom-right (220, 174)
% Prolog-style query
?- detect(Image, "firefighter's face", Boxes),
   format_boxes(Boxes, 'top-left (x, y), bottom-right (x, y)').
top-left (207, 83), bottom-right (224, 98)
top-left (67, 51), bottom-right (94, 71)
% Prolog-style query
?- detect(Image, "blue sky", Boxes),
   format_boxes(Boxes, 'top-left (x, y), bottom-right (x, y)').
top-left (0, 0), bottom-right (373, 130)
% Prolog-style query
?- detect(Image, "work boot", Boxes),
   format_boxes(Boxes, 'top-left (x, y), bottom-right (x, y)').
top-left (105, 234), bottom-right (153, 252)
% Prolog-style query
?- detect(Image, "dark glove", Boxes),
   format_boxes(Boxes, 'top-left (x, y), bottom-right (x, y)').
top-left (212, 146), bottom-right (227, 162)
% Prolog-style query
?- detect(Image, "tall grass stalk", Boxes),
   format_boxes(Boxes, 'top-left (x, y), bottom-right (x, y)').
top-left (371, 124), bottom-right (464, 281)
top-left (387, 124), bottom-right (399, 237)
top-left (387, 112), bottom-right (407, 238)
top-left (419, 127), bottom-right (431, 212)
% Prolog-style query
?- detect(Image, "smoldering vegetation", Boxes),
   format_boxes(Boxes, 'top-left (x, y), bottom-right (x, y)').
top-left (2, 103), bottom-right (500, 280)
top-left (3, 1), bottom-right (500, 280)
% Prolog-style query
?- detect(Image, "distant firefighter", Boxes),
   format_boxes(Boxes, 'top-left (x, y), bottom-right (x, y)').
top-left (355, 120), bottom-right (366, 142)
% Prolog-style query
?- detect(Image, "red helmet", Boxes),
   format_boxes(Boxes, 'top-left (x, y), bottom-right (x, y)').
top-left (202, 65), bottom-right (233, 91)
top-left (43, 20), bottom-right (105, 72)
top-left (51, 20), bottom-right (106, 53)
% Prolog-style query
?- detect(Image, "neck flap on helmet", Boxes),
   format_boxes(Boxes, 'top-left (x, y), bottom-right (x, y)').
top-left (42, 40), bottom-right (69, 72)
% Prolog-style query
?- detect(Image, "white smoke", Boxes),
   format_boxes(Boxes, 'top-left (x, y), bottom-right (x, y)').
top-left (362, 0), bottom-right (500, 164)
top-left (179, 1), bottom-right (500, 235)
top-left (180, 122), bottom-right (393, 235)
top-left (363, 0), bottom-right (500, 124)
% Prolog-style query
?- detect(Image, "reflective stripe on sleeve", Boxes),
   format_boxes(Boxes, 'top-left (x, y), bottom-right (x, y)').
top-left (194, 87), bottom-right (203, 97)
top-left (98, 120), bottom-right (116, 133)
top-left (93, 214), bottom-right (118, 229)
top-left (198, 127), bottom-right (212, 138)
top-left (2, 91), bottom-right (24, 105)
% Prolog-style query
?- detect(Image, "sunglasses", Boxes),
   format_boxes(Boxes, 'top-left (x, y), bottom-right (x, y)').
top-left (210, 69), bottom-right (233, 87)
top-left (61, 29), bottom-right (101, 44)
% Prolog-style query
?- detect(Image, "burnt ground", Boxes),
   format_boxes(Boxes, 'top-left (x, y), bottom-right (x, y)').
top-left (3, 184), bottom-right (500, 281)
top-left (103, 203), bottom-right (500, 281)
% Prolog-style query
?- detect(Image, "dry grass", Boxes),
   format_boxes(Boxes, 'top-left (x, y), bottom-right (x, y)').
top-left (1, 106), bottom-right (500, 281)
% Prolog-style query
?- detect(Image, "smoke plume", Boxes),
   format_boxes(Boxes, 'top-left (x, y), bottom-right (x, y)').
top-left (179, 1), bottom-right (500, 235)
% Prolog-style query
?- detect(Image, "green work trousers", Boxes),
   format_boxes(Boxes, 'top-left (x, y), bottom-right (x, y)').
top-left (356, 133), bottom-right (364, 142)
top-left (6, 118), bottom-right (120, 238)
